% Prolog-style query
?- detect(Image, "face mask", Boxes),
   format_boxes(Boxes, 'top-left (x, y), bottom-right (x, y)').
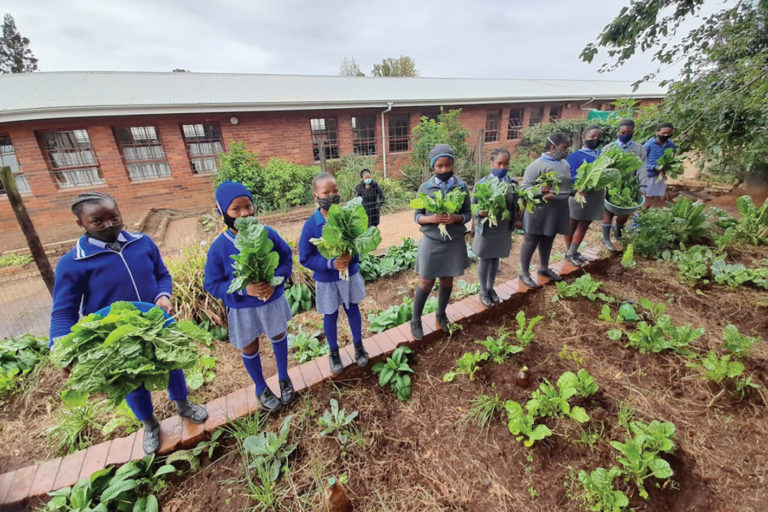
top-left (657, 135), bottom-right (670, 143)
top-left (317, 194), bottom-right (341, 211)
top-left (491, 168), bottom-right (508, 178)
top-left (584, 139), bottom-right (600, 150)
top-left (618, 133), bottom-right (633, 144)
top-left (435, 171), bottom-right (453, 182)
top-left (364, 178), bottom-right (372, 185)
top-left (549, 149), bottom-right (568, 161)
top-left (88, 224), bottom-right (122, 243)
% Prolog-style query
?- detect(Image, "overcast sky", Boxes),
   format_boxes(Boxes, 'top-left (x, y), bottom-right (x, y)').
top-left (4, 0), bottom-right (717, 82)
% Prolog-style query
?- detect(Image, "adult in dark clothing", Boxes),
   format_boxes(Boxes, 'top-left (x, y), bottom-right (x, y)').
top-left (354, 168), bottom-right (385, 227)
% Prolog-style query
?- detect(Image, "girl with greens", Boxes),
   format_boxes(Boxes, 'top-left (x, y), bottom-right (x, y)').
top-left (49, 192), bottom-right (208, 454)
top-left (472, 148), bottom-right (519, 307)
top-left (299, 173), bottom-right (369, 375)
top-left (519, 132), bottom-right (572, 288)
top-left (204, 181), bottom-right (295, 414)
top-left (410, 144), bottom-right (472, 339)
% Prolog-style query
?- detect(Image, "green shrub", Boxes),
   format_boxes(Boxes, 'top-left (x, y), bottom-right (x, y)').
top-left (214, 142), bottom-right (267, 211)
top-left (334, 154), bottom-right (411, 213)
top-left (166, 245), bottom-right (227, 329)
top-left (623, 197), bottom-right (710, 258)
top-left (262, 158), bottom-right (319, 210)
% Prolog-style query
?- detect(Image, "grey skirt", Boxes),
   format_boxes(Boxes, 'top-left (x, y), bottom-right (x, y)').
top-left (227, 295), bottom-right (292, 349)
top-left (646, 175), bottom-right (666, 197)
top-left (569, 190), bottom-right (605, 221)
top-left (472, 222), bottom-right (513, 259)
top-left (416, 235), bottom-right (470, 279)
top-left (522, 197), bottom-right (570, 236)
top-left (315, 271), bottom-right (366, 315)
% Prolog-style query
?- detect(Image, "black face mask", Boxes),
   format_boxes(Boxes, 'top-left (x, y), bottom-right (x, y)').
top-left (657, 135), bottom-right (671, 143)
top-left (435, 171), bottom-right (454, 182)
top-left (87, 224), bottom-right (123, 243)
top-left (223, 213), bottom-right (237, 230)
top-left (584, 139), bottom-right (600, 150)
top-left (317, 194), bottom-right (341, 211)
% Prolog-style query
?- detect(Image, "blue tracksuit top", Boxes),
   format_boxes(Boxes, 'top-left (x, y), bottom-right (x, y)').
top-left (643, 138), bottom-right (677, 178)
top-left (566, 147), bottom-right (601, 185)
top-left (203, 225), bottom-right (292, 308)
top-left (49, 231), bottom-right (172, 344)
top-left (299, 209), bottom-right (360, 282)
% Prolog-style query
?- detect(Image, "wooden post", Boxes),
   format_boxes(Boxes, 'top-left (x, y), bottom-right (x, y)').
top-left (0, 166), bottom-right (55, 295)
top-left (318, 140), bottom-right (328, 174)
top-left (474, 128), bottom-right (484, 183)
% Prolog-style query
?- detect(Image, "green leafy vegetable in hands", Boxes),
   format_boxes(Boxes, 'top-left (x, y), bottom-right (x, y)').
top-left (472, 176), bottom-right (511, 228)
top-left (310, 197), bottom-right (382, 279)
top-left (602, 146), bottom-right (642, 208)
top-left (655, 147), bottom-right (685, 179)
top-left (517, 187), bottom-right (542, 213)
top-left (51, 302), bottom-right (212, 407)
top-left (228, 217), bottom-right (283, 293)
top-left (536, 171), bottom-right (561, 196)
top-left (410, 188), bottom-right (467, 239)
top-left (572, 155), bottom-right (619, 205)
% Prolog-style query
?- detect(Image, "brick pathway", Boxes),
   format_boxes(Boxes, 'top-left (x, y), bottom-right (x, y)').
top-left (0, 249), bottom-right (602, 508)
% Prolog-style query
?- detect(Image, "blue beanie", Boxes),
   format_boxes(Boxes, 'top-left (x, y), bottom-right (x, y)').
top-left (429, 144), bottom-right (456, 169)
top-left (215, 181), bottom-right (252, 215)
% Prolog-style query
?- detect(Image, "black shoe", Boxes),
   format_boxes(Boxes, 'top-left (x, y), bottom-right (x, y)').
top-left (257, 387), bottom-right (282, 413)
top-left (519, 274), bottom-right (539, 288)
top-left (537, 268), bottom-right (563, 282)
top-left (564, 253), bottom-right (583, 267)
top-left (602, 238), bottom-right (618, 251)
top-left (410, 319), bottom-right (424, 340)
top-left (575, 252), bottom-right (589, 263)
top-left (436, 313), bottom-right (450, 332)
top-left (480, 293), bottom-right (494, 307)
top-left (279, 379), bottom-right (294, 405)
top-left (354, 344), bottom-right (369, 367)
top-left (329, 350), bottom-right (344, 375)
top-left (488, 289), bottom-right (501, 303)
top-left (142, 419), bottom-right (161, 454)
top-left (176, 400), bottom-right (209, 424)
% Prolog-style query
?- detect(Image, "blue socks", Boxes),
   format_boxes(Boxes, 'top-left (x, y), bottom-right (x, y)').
top-left (271, 334), bottom-right (290, 381)
top-left (343, 303), bottom-right (363, 347)
top-left (126, 386), bottom-right (154, 422)
top-left (324, 310), bottom-right (340, 351)
top-left (241, 352), bottom-right (267, 395)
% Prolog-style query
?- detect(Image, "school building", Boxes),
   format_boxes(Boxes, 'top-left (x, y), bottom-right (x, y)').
top-left (0, 72), bottom-right (665, 249)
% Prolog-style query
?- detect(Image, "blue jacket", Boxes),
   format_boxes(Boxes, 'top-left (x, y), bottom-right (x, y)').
top-left (203, 225), bottom-right (292, 308)
top-left (644, 138), bottom-right (677, 177)
top-left (299, 209), bottom-right (360, 282)
top-left (49, 231), bottom-right (172, 344)
top-left (566, 148), bottom-right (601, 185)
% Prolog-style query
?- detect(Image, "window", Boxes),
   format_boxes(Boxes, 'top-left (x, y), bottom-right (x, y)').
top-left (114, 126), bottom-right (171, 181)
top-left (484, 109), bottom-right (502, 142)
top-left (529, 107), bottom-right (544, 126)
top-left (309, 118), bottom-right (339, 160)
top-left (549, 105), bottom-right (563, 123)
top-left (181, 123), bottom-right (223, 173)
top-left (388, 114), bottom-right (409, 152)
top-left (351, 116), bottom-right (376, 155)
top-left (507, 108), bottom-right (524, 140)
top-left (0, 135), bottom-right (30, 194)
top-left (37, 129), bottom-right (104, 188)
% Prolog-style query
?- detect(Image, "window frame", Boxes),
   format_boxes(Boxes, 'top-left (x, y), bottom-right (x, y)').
top-left (484, 109), bottom-right (502, 143)
top-left (388, 114), bottom-right (410, 152)
top-left (507, 108), bottom-right (525, 140)
top-left (113, 125), bottom-right (172, 182)
top-left (180, 122), bottom-right (224, 174)
top-left (529, 106), bottom-right (544, 126)
top-left (549, 105), bottom-right (563, 123)
top-left (36, 129), bottom-right (104, 189)
top-left (309, 117), bottom-right (340, 161)
top-left (351, 115), bottom-right (376, 156)
top-left (0, 134), bottom-right (30, 194)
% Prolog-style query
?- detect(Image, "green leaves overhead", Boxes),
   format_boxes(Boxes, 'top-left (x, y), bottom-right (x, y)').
top-left (410, 188), bottom-right (467, 239)
top-left (50, 302), bottom-right (212, 407)
top-left (472, 176), bottom-right (512, 228)
top-left (228, 217), bottom-right (282, 294)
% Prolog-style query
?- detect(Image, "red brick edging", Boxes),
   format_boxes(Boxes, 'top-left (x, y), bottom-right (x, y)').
top-left (0, 248), bottom-right (602, 508)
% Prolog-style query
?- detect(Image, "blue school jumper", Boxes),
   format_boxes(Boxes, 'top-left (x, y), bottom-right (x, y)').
top-left (566, 147), bottom-right (601, 184)
top-left (298, 208), bottom-right (360, 281)
top-left (49, 230), bottom-right (186, 421)
top-left (643, 138), bottom-right (677, 178)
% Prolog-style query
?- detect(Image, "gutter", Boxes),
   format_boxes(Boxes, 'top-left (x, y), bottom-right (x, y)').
top-left (381, 102), bottom-right (393, 178)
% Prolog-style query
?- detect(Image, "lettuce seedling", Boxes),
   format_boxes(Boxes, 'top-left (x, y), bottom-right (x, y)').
top-left (553, 274), bottom-right (614, 303)
top-left (504, 400), bottom-right (552, 447)
top-left (722, 324), bottom-right (759, 358)
top-left (515, 310), bottom-right (544, 346)
top-left (443, 350), bottom-right (489, 382)
top-left (476, 329), bottom-right (523, 364)
top-left (687, 351), bottom-right (745, 384)
top-left (577, 466), bottom-right (629, 512)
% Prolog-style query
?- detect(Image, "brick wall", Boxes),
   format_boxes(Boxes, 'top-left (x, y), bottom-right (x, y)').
top-left (0, 99), bottom-right (658, 250)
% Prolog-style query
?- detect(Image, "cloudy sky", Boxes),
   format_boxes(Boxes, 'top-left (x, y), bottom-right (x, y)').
top-left (4, 0), bottom-right (716, 82)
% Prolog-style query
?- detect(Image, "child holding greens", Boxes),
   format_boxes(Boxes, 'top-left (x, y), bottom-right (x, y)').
top-left (410, 144), bottom-right (472, 339)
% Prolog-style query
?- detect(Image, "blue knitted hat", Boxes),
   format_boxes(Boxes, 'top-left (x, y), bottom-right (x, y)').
top-left (215, 181), bottom-right (252, 215)
top-left (429, 144), bottom-right (455, 169)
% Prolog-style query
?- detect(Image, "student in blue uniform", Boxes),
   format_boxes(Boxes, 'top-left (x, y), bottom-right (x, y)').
top-left (410, 144), bottom-right (472, 339)
top-left (204, 181), bottom-right (295, 414)
top-left (49, 192), bottom-right (207, 454)
top-left (601, 119), bottom-right (647, 251)
top-left (299, 173), bottom-right (369, 376)
top-left (643, 122), bottom-right (676, 208)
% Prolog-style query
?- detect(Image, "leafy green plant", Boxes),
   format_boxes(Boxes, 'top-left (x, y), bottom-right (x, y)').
top-left (467, 385), bottom-right (504, 428)
top-left (367, 296), bottom-right (437, 333)
top-left (443, 350), bottom-right (489, 382)
top-left (610, 420), bottom-right (676, 500)
top-left (472, 176), bottom-right (511, 227)
top-left (655, 148), bottom-right (685, 179)
top-left (46, 400), bottom-right (110, 455)
top-left (372, 346), bottom-right (414, 401)
top-left (477, 329), bottom-right (523, 363)
top-left (381, 237), bottom-right (418, 274)
top-left (612, 315), bottom-right (704, 355)
top-left (227, 217), bottom-right (283, 293)
top-left (242, 415), bottom-right (297, 483)
top-left (526, 371), bottom-right (595, 423)
top-left (602, 146), bottom-right (643, 208)
top-left (453, 279), bottom-right (481, 299)
top-left (686, 351), bottom-right (744, 384)
top-left (577, 467), bottom-right (630, 512)
top-left (620, 243), bottom-right (636, 269)
top-left (515, 310), bottom-right (543, 346)
top-left (553, 274), bottom-right (614, 303)
top-left (165, 429), bottom-right (224, 472)
top-left (517, 187), bottom-right (543, 214)
top-left (410, 188), bottom-right (468, 239)
top-left (714, 195), bottom-right (768, 246)
top-left (51, 301), bottom-right (212, 408)
top-left (504, 400), bottom-right (552, 447)
top-left (536, 171), bottom-right (561, 196)
top-left (318, 398), bottom-right (358, 445)
top-left (310, 197), bottom-right (382, 279)
top-left (0, 333), bottom-right (49, 397)
top-left (358, 253), bottom-right (381, 282)
top-left (0, 252), bottom-right (32, 268)
top-left (638, 297), bottom-right (667, 322)
top-left (661, 244), bottom-right (721, 284)
top-left (288, 327), bottom-right (328, 363)
top-left (261, 158), bottom-right (319, 210)
top-left (572, 155), bottom-right (620, 203)
top-left (623, 197), bottom-right (710, 258)
top-left (284, 283), bottom-right (313, 315)
top-left (710, 259), bottom-right (768, 290)
top-left (722, 324), bottom-right (759, 358)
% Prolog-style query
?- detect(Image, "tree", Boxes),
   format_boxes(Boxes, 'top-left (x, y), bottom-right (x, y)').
top-left (0, 13), bottom-right (38, 73)
top-left (371, 56), bottom-right (418, 77)
top-left (339, 57), bottom-right (364, 77)
top-left (582, 1), bottom-right (768, 178)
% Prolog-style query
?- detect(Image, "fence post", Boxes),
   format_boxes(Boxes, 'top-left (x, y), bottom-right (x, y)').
top-left (474, 128), bottom-right (484, 183)
top-left (0, 166), bottom-right (55, 295)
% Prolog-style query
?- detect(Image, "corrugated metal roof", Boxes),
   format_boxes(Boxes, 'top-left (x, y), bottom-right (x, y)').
top-left (0, 71), bottom-right (666, 123)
